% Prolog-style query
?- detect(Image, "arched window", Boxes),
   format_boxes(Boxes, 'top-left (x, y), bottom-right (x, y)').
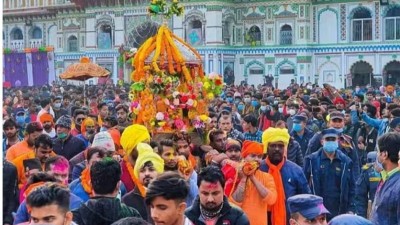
top-left (98, 24), bottom-right (112, 49)
top-left (352, 8), bottom-right (372, 41)
top-left (32, 27), bottom-right (42, 39)
top-left (11, 28), bottom-right (23, 40)
top-left (280, 24), bottom-right (292, 45)
top-left (385, 6), bottom-right (400, 40)
top-left (187, 20), bottom-right (203, 46)
top-left (245, 25), bottom-right (261, 45)
top-left (67, 35), bottom-right (78, 52)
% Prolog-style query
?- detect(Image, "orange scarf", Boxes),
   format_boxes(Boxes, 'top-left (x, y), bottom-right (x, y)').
top-left (188, 153), bottom-right (197, 171)
top-left (81, 168), bottom-right (93, 196)
top-left (124, 156), bottom-right (146, 197)
top-left (24, 181), bottom-right (46, 198)
top-left (265, 158), bottom-right (286, 225)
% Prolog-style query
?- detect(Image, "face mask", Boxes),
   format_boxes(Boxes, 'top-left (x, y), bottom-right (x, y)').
top-left (278, 108), bottom-right (283, 113)
top-left (57, 132), bottom-right (67, 139)
top-left (376, 155), bottom-right (384, 171)
top-left (100, 127), bottom-right (107, 132)
top-left (307, 85), bottom-right (312, 89)
top-left (323, 141), bottom-right (338, 153)
top-left (16, 116), bottom-right (25, 125)
top-left (237, 105), bottom-right (244, 111)
top-left (356, 88), bottom-right (360, 92)
top-left (54, 103), bottom-right (61, 108)
top-left (334, 128), bottom-right (343, 133)
top-left (87, 130), bottom-right (95, 135)
top-left (234, 99), bottom-right (240, 105)
top-left (251, 100), bottom-right (259, 108)
top-left (292, 123), bottom-right (303, 132)
top-left (244, 98), bottom-right (251, 104)
top-left (289, 109), bottom-right (296, 116)
top-left (226, 97), bottom-right (233, 103)
top-left (43, 124), bottom-right (52, 129)
top-left (274, 100), bottom-right (279, 105)
top-left (260, 106), bottom-right (267, 111)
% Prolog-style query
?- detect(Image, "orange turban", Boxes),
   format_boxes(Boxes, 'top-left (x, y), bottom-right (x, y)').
top-left (39, 113), bottom-right (54, 125)
top-left (387, 85), bottom-right (394, 93)
top-left (81, 118), bottom-right (95, 134)
top-left (241, 140), bottom-right (263, 158)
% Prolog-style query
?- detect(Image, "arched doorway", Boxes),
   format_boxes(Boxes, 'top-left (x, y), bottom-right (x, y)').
top-left (350, 61), bottom-right (374, 87)
top-left (384, 61), bottom-right (400, 85)
top-left (128, 21), bottom-right (159, 48)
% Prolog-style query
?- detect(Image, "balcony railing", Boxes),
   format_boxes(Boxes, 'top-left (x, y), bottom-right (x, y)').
top-left (10, 40), bottom-right (25, 50)
top-left (30, 39), bottom-right (43, 48)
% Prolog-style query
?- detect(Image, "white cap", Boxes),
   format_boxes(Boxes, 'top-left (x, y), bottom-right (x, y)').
top-left (92, 131), bottom-right (115, 152)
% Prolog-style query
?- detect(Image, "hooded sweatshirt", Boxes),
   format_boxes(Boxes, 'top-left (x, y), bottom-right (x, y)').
top-left (72, 197), bottom-right (141, 225)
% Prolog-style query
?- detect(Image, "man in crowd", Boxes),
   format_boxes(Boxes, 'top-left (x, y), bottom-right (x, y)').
top-left (304, 128), bottom-right (356, 221)
top-left (97, 102), bottom-right (109, 127)
top-left (37, 98), bottom-right (55, 122)
top-left (40, 113), bottom-right (56, 138)
top-left (242, 114), bottom-right (263, 143)
top-left (116, 104), bottom-right (131, 130)
top-left (6, 121), bottom-right (43, 161)
top-left (229, 141), bottom-right (277, 225)
top-left (3, 118), bottom-right (23, 153)
top-left (371, 132), bottom-right (400, 225)
top-left (26, 184), bottom-right (77, 225)
top-left (218, 113), bottom-right (244, 142)
top-left (52, 96), bottom-right (68, 121)
top-left (185, 166), bottom-right (250, 225)
top-left (290, 115), bottom-right (314, 157)
top-left (288, 194), bottom-right (330, 225)
top-left (122, 147), bottom-right (164, 222)
top-left (260, 127), bottom-right (311, 224)
top-left (12, 134), bottom-right (54, 188)
top-left (71, 109), bottom-right (87, 136)
top-left (76, 117), bottom-right (97, 148)
top-left (158, 139), bottom-right (179, 171)
top-left (145, 172), bottom-right (190, 225)
top-left (53, 115), bottom-right (86, 160)
top-left (72, 158), bottom-right (141, 225)
top-left (224, 138), bottom-right (242, 162)
top-left (3, 160), bottom-right (19, 225)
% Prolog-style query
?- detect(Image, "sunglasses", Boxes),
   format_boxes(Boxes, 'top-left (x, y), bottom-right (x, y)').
top-left (76, 118), bottom-right (85, 122)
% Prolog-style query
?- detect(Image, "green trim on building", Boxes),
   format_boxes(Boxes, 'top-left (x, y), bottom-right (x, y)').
top-left (297, 56), bottom-right (312, 63)
top-left (265, 57), bottom-right (275, 63)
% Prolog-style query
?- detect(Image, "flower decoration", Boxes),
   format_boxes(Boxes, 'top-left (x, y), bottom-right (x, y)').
top-left (202, 72), bottom-right (224, 97)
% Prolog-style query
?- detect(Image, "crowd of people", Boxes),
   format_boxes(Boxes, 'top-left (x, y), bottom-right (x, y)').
top-left (2, 80), bottom-right (400, 225)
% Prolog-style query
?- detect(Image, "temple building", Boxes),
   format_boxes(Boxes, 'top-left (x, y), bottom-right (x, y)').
top-left (3, 0), bottom-right (400, 88)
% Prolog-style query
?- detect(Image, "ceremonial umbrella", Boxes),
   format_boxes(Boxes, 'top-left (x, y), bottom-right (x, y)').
top-left (59, 57), bottom-right (110, 105)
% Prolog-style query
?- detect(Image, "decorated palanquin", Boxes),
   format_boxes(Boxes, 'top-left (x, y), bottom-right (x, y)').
top-left (129, 6), bottom-right (223, 140)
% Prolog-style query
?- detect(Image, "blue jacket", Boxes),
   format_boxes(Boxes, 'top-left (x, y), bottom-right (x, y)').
top-left (359, 112), bottom-right (389, 137)
top-left (260, 159), bottom-right (311, 222)
top-left (371, 170), bottom-right (400, 225)
top-left (303, 148), bottom-right (356, 215)
top-left (354, 164), bottom-right (381, 218)
top-left (290, 128), bottom-right (314, 156)
top-left (305, 132), bottom-right (360, 180)
top-left (14, 193), bottom-right (83, 224)
top-left (287, 138), bottom-right (304, 167)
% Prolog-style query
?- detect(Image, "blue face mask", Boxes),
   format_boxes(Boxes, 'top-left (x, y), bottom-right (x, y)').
top-left (292, 123), bottom-right (303, 132)
top-left (100, 127), bottom-right (108, 132)
top-left (251, 100), bottom-right (259, 108)
top-left (226, 97), bottom-right (233, 103)
top-left (234, 99), bottom-right (240, 105)
top-left (323, 141), bottom-right (338, 153)
top-left (16, 116), bottom-right (25, 125)
top-left (334, 128), bottom-right (343, 133)
top-left (237, 105), bottom-right (244, 111)
top-left (260, 106), bottom-right (267, 111)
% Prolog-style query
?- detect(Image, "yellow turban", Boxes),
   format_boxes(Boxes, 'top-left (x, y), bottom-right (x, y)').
top-left (120, 124), bottom-right (151, 155)
top-left (262, 128), bottom-right (290, 153)
top-left (134, 146), bottom-right (164, 179)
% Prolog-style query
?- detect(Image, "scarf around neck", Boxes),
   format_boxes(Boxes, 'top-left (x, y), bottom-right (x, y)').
top-left (265, 157), bottom-right (286, 225)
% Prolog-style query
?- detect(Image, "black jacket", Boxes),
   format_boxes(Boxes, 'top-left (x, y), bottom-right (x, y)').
top-left (72, 197), bottom-right (141, 225)
top-left (287, 138), bottom-right (304, 167)
top-left (185, 196), bottom-right (249, 225)
top-left (53, 134), bottom-right (86, 160)
top-left (3, 160), bottom-right (19, 225)
top-left (122, 187), bottom-right (153, 223)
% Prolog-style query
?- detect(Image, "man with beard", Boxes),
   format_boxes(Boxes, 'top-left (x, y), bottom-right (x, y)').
top-left (37, 98), bottom-right (55, 122)
top-left (158, 139), bottom-right (179, 171)
top-left (224, 139), bottom-right (241, 162)
top-left (185, 166), bottom-right (249, 225)
top-left (97, 102), bottom-right (109, 127)
top-left (116, 104), bottom-right (131, 129)
top-left (122, 147), bottom-right (164, 222)
top-left (71, 109), bottom-right (87, 136)
top-left (145, 172), bottom-right (191, 225)
top-left (6, 122), bottom-right (43, 161)
top-left (12, 134), bottom-right (55, 188)
top-left (40, 113), bottom-right (56, 138)
top-left (3, 119), bottom-right (23, 153)
top-left (76, 118), bottom-right (97, 148)
top-left (260, 127), bottom-right (311, 225)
